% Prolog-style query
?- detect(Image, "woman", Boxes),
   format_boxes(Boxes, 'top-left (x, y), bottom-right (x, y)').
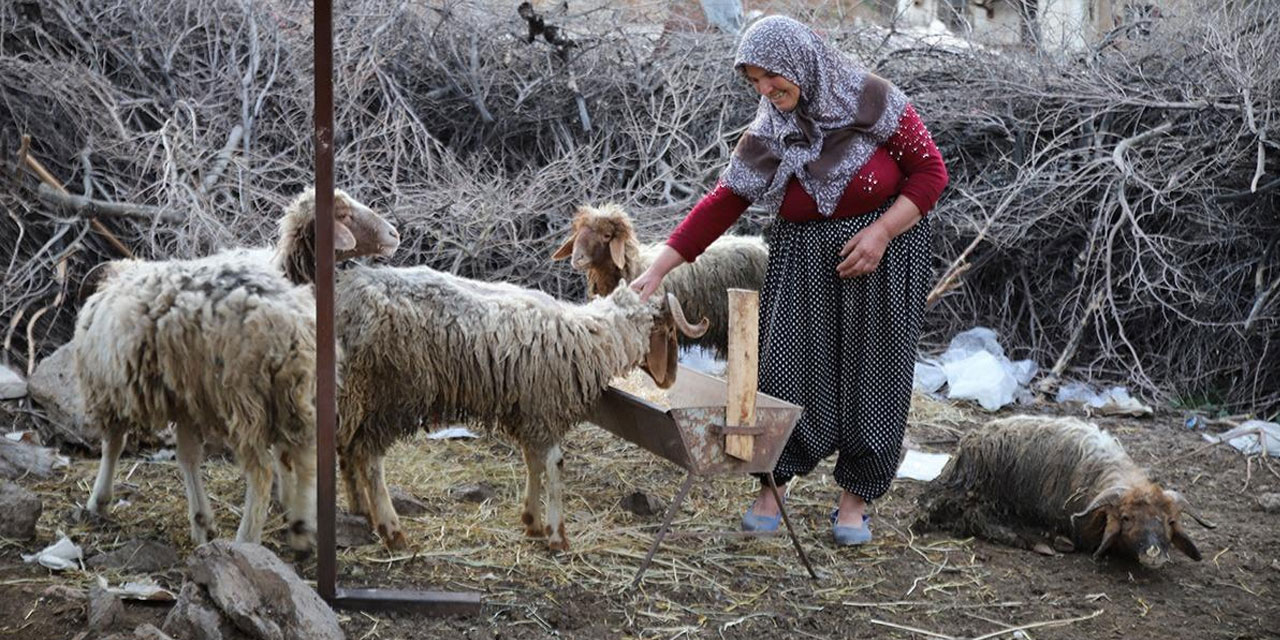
top-left (631, 15), bottom-right (948, 546)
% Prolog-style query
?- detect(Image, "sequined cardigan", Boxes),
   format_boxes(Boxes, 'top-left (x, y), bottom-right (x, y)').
top-left (667, 104), bottom-right (948, 262)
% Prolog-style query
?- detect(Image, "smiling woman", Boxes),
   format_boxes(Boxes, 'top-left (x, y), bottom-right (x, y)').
top-left (630, 15), bottom-right (949, 548)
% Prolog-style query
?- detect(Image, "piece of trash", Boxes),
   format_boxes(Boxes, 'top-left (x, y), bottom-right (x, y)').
top-left (5, 431), bottom-right (41, 445)
top-left (145, 449), bottom-right (176, 462)
top-left (1202, 420), bottom-right (1280, 458)
top-left (427, 426), bottom-right (479, 440)
top-left (1184, 415), bottom-right (1208, 430)
top-left (22, 532), bottom-right (83, 571)
top-left (935, 328), bottom-right (1038, 411)
top-left (1055, 381), bottom-right (1153, 417)
top-left (913, 360), bottom-right (947, 393)
top-left (98, 576), bottom-right (176, 602)
top-left (896, 449), bottom-right (951, 482)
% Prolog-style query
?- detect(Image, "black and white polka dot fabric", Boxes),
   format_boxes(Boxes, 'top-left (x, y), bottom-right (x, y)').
top-left (758, 206), bottom-right (932, 501)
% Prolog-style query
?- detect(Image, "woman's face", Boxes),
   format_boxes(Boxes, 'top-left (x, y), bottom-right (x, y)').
top-left (741, 64), bottom-right (800, 112)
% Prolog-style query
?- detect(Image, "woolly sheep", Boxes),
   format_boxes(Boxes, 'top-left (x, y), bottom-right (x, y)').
top-left (78, 188), bottom-right (398, 551)
top-left (551, 203), bottom-right (767, 358)
top-left (917, 415), bottom-right (1216, 567)
top-left (329, 268), bottom-right (708, 551)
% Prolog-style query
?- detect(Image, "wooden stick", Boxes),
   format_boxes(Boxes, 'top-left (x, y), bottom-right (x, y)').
top-left (17, 135), bottom-right (135, 258)
top-left (725, 288), bottom-right (759, 461)
top-left (868, 619), bottom-right (956, 639)
top-left (969, 608), bottom-right (1104, 640)
top-left (37, 183), bottom-right (181, 223)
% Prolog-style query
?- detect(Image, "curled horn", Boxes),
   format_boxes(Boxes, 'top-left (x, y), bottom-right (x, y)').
top-left (1164, 490), bottom-right (1218, 529)
top-left (666, 292), bottom-right (709, 338)
top-left (1069, 487), bottom-right (1126, 525)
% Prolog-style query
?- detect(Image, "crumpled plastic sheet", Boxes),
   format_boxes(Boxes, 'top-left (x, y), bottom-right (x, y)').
top-left (22, 532), bottom-right (82, 571)
top-left (1203, 420), bottom-right (1280, 458)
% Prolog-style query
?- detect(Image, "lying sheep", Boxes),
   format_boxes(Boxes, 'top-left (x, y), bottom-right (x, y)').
top-left (917, 415), bottom-right (1216, 567)
top-left (334, 273), bottom-right (707, 551)
top-left (552, 203), bottom-right (766, 357)
top-left (78, 188), bottom-right (398, 550)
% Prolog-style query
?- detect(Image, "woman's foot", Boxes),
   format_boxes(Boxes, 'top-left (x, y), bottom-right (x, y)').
top-left (740, 485), bottom-right (784, 532)
top-left (832, 490), bottom-right (872, 546)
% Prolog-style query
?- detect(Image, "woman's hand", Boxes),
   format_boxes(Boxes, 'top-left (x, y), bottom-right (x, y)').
top-left (837, 222), bottom-right (890, 278)
top-left (630, 268), bottom-right (665, 301)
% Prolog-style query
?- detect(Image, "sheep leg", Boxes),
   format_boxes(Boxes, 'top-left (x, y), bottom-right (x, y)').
top-left (520, 443), bottom-right (547, 538)
top-left (283, 441), bottom-right (318, 552)
top-left (235, 450), bottom-right (275, 544)
top-left (544, 443), bottom-right (569, 552)
top-left (86, 429), bottom-right (127, 515)
top-left (273, 445), bottom-right (297, 512)
top-left (174, 423), bottom-right (217, 544)
top-left (366, 455), bottom-right (408, 550)
top-left (338, 452), bottom-right (367, 516)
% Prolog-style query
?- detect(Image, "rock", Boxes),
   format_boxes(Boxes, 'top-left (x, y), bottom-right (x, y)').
top-left (0, 437), bottom-right (64, 479)
top-left (335, 512), bottom-right (377, 548)
top-left (1259, 492), bottom-right (1280, 514)
top-left (452, 482), bottom-right (496, 503)
top-left (132, 623), bottom-right (177, 640)
top-left (0, 481), bottom-right (42, 539)
top-left (164, 582), bottom-right (230, 640)
top-left (179, 541), bottom-right (343, 640)
top-left (620, 490), bottom-right (664, 518)
top-left (87, 539), bottom-right (180, 572)
top-left (390, 486), bottom-right (429, 515)
top-left (26, 343), bottom-right (90, 447)
top-left (89, 582), bottom-right (125, 631)
top-left (0, 364), bottom-right (26, 399)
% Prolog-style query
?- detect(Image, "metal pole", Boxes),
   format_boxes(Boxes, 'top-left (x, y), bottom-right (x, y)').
top-left (313, 0), bottom-right (337, 602)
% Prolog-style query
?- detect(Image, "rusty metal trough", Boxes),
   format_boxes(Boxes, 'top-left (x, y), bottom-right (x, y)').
top-left (590, 364), bottom-right (817, 586)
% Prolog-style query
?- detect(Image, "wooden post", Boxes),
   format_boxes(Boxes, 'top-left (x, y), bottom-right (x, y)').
top-left (724, 288), bottom-right (759, 461)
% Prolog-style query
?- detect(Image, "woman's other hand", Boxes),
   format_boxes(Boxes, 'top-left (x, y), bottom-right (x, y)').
top-left (630, 245), bottom-right (688, 300)
top-left (837, 222), bottom-right (890, 278)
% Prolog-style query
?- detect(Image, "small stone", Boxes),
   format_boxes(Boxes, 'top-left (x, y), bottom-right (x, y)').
top-left (0, 364), bottom-right (26, 399)
top-left (390, 486), bottom-right (429, 515)
top-left (452, 482), bottom-right (496, 503)
top-left (1258, 492), bottom-right (1280, 514)
top-left (619, 491), bottom-right (664, 518)
top-left (87, 539), bottom-right (180, 572)
top-left (335, 512), bottom-right (377, 548)
top-left (0, 481), bottom-right (42, 539)
top-left (88, 583), bottom-right (124, 631)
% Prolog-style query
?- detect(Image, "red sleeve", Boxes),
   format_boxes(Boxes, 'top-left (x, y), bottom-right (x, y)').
top-left (885, 103), bottom-right (948, 215)
top-left (666, 183), bottom-right (751, 262)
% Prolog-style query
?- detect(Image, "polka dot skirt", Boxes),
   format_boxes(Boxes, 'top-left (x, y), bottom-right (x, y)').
top-left (758, 206), bottom-right (932, 501)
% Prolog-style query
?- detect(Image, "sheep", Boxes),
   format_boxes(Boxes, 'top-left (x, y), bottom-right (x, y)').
top-left (328, 266), bottom-right (709, 551)
top-left (551, 203), bottom-right (767, 358)
top-left (78, 188), bottom-right (398, 551)
top-left (917, 415), bottom-right (1216, 568)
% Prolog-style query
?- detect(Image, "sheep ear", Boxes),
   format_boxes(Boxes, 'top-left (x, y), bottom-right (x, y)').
top-left (551, 232), bottom-right (576, 260)
top-left (1164, 489), bottom-right (1217, 529)
top-left (609, 236), bottom-right (626, 270)
top-left (1170, 522), bottom-right (1202, 561)
top-left (1092, 512), bottom-right (1121, 559)
top-left (333, 218), bottom-right (357, 251)
top-left (644, 324), bottom-right (673, 389)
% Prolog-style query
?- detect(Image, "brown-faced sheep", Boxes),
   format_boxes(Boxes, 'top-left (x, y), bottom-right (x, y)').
top-left (78, 188), bottom-right (398, 551)
top-left (551, 203), bottom-right (766, 358)
top-left (917, 415), bottom-right (1215, 568)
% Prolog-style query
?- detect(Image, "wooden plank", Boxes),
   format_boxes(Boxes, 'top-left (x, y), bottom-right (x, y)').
top-left (724, 288), bottom-right (759, 461)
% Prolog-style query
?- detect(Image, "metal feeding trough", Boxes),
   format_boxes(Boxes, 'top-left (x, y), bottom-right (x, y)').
top-left (589, 363), bottom-right (818, 586)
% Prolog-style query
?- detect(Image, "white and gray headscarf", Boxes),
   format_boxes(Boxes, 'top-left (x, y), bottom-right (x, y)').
top-left (721, 16), bottom-right (908, 217)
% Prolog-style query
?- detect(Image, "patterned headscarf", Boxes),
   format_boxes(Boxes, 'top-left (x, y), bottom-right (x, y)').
top-left (721, 16), bottom-right (908, 217)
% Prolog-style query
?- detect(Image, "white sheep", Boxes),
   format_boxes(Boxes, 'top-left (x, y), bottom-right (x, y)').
top-left (551, 202), bottom-right (768, 357)
top-left (330, 269), bottom-right (707, 551)
top-left (78, 188), bottom-right (398, 550)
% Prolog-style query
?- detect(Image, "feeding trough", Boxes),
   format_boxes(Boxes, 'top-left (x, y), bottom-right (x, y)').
top-left (589, 290), bottom-right (817, 587)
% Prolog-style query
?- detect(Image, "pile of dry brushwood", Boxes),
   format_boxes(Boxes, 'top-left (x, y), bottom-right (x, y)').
top-left (1, 0), bottom-right (1276, 415)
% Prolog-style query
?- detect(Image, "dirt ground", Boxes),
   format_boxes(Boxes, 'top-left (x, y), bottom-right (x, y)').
top-left (1, 396), bottom-right (1277, 640)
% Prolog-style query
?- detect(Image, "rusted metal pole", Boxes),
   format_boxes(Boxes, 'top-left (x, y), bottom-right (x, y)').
top-left (313, 0), bottom-right (337, 602)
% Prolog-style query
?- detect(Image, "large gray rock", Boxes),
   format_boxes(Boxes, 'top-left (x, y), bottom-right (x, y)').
top-left (0, 481), bottom-right (42, 539)
top-left (168, 541), bottom-right (343, 640)
top-left (89, 582), bottom-right (125, 631)
top-left (0, 437), bottom-right (64, 479)
top-left (0, 364), bottom-right (26, 399)
top-left (87, 539), bottom-right (181, 572)
top-left (27, 342), bottom-right (90, 447)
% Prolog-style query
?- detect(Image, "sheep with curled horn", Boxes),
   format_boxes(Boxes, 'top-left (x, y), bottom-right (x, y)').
top-left (552, 202), bottom-right (767, 358)
top-left (328, 266), bottom-right (708, 552)
top-left (77, 187), bottom-right (399, 551)
top-left (917, 415), bottom-right (1216, 568)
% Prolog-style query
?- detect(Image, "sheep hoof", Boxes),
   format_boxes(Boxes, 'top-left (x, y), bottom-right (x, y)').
top-left (1052, 535), bottom-right (1076, 553)
top-left (382, 530), bottom-right (409, 551)
top-left (547, 538), bottom-right (570, 553)
top-left (1031, 541), bottom-right (1058, 556)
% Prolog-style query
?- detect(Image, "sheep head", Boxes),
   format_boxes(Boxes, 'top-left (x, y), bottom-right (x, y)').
top-left (1071, 484), bottom-right (1215, 567)
top-left (551, 203), bottom-right (635, 296)
top-left (640, 292), bottom-right (710, 389)
top-left (277, 187), bottom-right (401, 284)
